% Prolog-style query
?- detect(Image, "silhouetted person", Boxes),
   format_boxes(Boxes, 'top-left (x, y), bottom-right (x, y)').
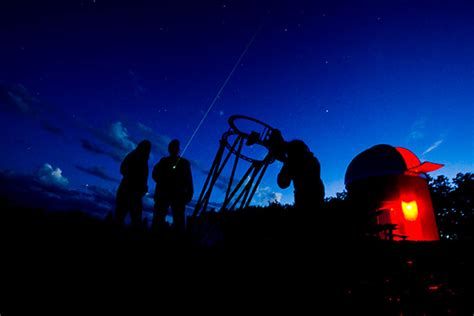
top-left (267, 129), bottom-right (287, 162)
top-left (115, 140), bottom-right (151, 229)
top-left (277, 140), bottom-right (325, 211)
top-left (152, 139), bottom-right (193, 234)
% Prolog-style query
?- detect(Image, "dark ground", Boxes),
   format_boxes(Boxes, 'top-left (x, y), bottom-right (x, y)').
top-left (1, 201), bottom-right (472, 315)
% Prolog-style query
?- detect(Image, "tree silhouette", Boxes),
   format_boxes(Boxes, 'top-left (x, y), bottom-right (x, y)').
top-left (428, 173), bottom-right (473, 240)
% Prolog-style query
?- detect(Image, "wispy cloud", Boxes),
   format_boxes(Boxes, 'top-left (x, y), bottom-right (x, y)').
top-left (85, 185), bottom-right (116, 206)
top-left (135, 122), bottom-right (170, 157)
top-left (0, 84), bottom-right (38, 114)
top-left (0, 168), bottom-right (116, 216)
top-left (129, 69), bottom-right (146, 96)
top-left (0, 86), bottom-right (140, 162)
top-left (80, 139), bottom-right (105, 155)
top-left (82, 121), bottom-right (137, 157)
top-left (422, 139), bottom-right (444, 157)
top-left (408, 118), bottom-right (426, 141)
top-left (40, 121), bottom-right (64, 136)
top-left (0, 84), bottom-right (68, 139)
top-left (6, 91), bottom-right (32, 113)
top-left (108, 122), bottom-right (136, 151)
top-left (80, 139), bottom-right (123, 162)
top-left (76, 165), bottom-right (119, 183)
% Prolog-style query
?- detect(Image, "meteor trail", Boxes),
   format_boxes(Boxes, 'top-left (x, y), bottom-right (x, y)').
top-left (178, 24), bottom-right (263, 160)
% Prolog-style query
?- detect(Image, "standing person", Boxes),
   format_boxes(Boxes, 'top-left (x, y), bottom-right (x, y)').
top-left (152, 139), bottom-right (193, 234)
top-left (115, 140), bottom-right (152, 229)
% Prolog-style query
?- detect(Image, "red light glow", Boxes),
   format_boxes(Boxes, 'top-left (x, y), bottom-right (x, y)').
top-left (428, 285), bottom-right (440, 291)
top-left (402, 201), bottom-right (418, 221)
top-left (375, 176), bottom-right (440, 241)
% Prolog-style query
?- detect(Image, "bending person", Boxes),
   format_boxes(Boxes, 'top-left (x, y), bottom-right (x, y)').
top-left (277, 140), bottom-right (325, 211)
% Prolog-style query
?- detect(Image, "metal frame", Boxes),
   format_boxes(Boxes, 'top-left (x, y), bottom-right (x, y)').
top-left (192, 115), bottom-right (276, 218)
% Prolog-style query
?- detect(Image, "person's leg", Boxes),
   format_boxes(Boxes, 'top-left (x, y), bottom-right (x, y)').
top-left (293, 192), bottom-right (314, 239)
top-left (171, 202), bottom-right (186, 234)
top-left (115, 192), bottom-right (129, 226)
top-left (130, 195), bottom-right (143, 230)
top-left (152, 199), bottom-right (169, 231)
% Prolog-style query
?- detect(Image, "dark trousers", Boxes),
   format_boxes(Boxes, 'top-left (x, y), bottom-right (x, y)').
top-left (115, 191), bottom-right (143, 229)
top-left (294, 191), bottom-right (324, 239)
top-left (153, 198), bottom-right (186, 233)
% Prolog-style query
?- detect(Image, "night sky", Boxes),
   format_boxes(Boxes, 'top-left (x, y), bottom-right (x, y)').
top-left (1, 0), bottom-right (473, 218)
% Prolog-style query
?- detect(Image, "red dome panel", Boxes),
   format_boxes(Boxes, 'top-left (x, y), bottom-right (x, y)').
top-left (395, 147), bottom-right (420, 169)
top-left (395, 147), bottom-right (444, 174)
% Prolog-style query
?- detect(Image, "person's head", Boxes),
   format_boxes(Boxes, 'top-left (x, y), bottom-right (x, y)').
top-left (168, 139), bottom-right (180, 157)
top-left (286, 140), bottom-right (310, 160)
top-left (136, 140), bottom-right (152, 158)
top-left (268, 129), bottom-right (287, 162)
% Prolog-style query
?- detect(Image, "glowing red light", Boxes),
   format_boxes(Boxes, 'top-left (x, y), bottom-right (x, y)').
top-left (402, 201), bottom-right (418, 221)
top-left (428, 285), bottom-right (440, 291)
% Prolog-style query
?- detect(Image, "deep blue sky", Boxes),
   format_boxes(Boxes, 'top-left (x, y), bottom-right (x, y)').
top-left (0, 0), bottom-right (473, 216)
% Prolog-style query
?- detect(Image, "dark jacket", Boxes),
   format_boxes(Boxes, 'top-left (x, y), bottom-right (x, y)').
top-left (152, 156), bottom-right (193, 204)
top-left (118, 149), bottom-right (149, 197)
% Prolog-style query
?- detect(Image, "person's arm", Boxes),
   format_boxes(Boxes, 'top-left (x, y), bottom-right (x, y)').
top-left (152, 160), bottom-right (161, 183)
top-left (277, 163), bottom-right (291, 189)
top-left (141, 162), bottom-right (149, 196)
top-left (185, 160), bottom-right (194, 203)
top-left (120, 153), bottom-right (131, 176)
top-left (268, 130), bottom-right (287, 162)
